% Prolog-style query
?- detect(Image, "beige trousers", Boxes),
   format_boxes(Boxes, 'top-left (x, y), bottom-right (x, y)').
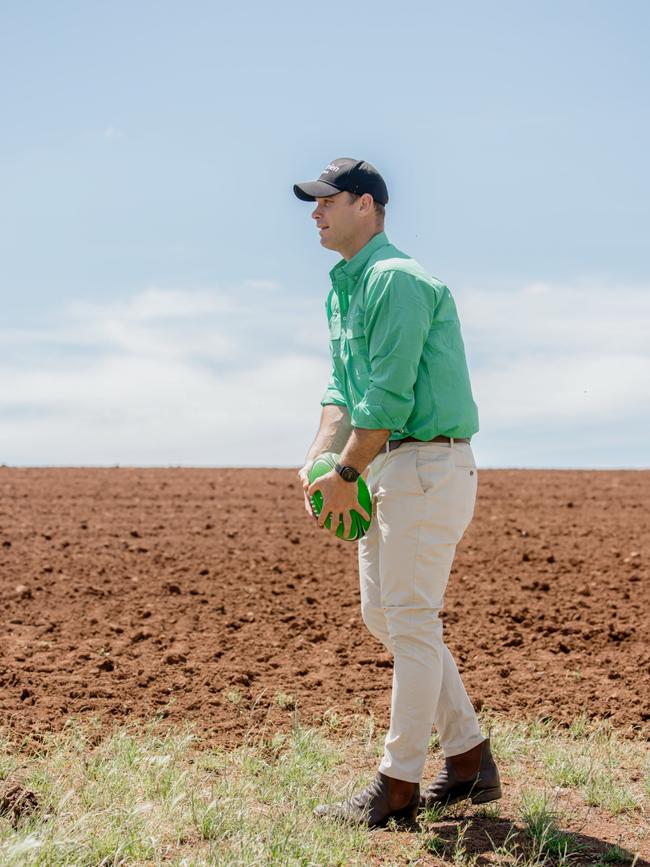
top-left (358, 440), bottom-right (484, 783)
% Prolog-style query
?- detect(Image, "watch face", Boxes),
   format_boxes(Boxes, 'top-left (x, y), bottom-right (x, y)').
top-left (341, 466), bottom-right (359, 482)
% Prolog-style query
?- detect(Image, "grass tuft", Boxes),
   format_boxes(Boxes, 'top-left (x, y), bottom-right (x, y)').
top-left (582, 772), bottom-right (640, 814)
top-left (519, 790), bottom-right (581, 862)
top-left (601, 842), bottom-right (636, 864)
top-left (273, 691), bottom-right (297, 710)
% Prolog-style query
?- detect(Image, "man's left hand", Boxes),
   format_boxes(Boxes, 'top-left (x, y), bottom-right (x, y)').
top-left (307, 470), bottom-right (370, 537)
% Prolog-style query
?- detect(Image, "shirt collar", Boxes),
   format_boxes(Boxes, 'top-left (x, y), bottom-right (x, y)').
top-left (329, 231), bottom-right (390, 284)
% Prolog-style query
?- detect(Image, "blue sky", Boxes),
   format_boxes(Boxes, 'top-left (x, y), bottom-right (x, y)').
top-left (1, 1), bottom-right (648, 467)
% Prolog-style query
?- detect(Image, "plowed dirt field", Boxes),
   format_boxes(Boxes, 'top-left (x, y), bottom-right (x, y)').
top-left (1, 467), bottom-right (648, 744)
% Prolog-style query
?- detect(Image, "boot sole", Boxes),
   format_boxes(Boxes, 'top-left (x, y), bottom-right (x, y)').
top-left (420, 784), bottom-right (502, 811)
top-left (470, 784), bottom-right (502, 804)
top-left (372, 804), bottom-right (419, 829)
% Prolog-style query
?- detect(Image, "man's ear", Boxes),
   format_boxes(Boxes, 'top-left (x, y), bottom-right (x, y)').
top-left (357, 192), bottom-right (375, 216)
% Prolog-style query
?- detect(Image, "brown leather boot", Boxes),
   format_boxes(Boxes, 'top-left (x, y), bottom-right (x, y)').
top-left (314, 772), bottom-right (419, 828)
top-left (420, 737), bottom-right (501, 809)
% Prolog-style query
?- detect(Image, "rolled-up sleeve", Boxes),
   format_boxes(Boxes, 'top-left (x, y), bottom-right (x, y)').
top-left (351, 269), bottom-right (434, 431)
top-left (320, 363), bottom-right (347, 407)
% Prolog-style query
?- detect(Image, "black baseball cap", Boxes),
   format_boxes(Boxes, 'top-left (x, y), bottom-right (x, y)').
top-left (293, 158), bottom-right (389, 205)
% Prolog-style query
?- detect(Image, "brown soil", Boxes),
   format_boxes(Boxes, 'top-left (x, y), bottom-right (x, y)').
top-left (0, 467), bottom-right (648, 745)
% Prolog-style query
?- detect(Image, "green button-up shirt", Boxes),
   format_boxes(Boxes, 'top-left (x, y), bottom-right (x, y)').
top-left (321, 231), bottom-right (479, 441)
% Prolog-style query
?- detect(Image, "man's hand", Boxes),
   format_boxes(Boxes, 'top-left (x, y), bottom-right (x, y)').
top-left (298, 414), bottom-right (387, 527)
top-left (297, 461), bottom-right (315, 517)
top-left (307, 469), bottom-right (371, 537)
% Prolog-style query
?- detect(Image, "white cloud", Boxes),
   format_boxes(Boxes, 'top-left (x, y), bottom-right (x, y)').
top-left (1, 281), bottom-right (648, 467)
top-left (0, 354), bottom-right (328, 466)
top-left (0, 285), bottom-right (330, 466)
top-left (453, 282), bottom-right (650, 467)
top-left (68, 287), bottom-right (236, 321)
top-left (457, 281), bottom-right (650, 357)
top-left (473, 353), bottom-right (650, 426)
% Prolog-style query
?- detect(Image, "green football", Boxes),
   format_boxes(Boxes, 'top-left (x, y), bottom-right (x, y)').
top-left (308, 452), bottom-right (372, 541)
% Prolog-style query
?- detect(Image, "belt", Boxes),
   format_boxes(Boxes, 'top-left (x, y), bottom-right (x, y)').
top-left (385, 435), bottom-right (471, 453)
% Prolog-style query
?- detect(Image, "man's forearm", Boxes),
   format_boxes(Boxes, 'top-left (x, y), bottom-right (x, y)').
top-left (304, 404), bottom-right (353, 463)
top-left (339, 426), bottom-right (390, 474)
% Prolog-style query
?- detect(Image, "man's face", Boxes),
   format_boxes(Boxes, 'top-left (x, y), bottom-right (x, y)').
top-left (311, 192), bottom-right (359, 253)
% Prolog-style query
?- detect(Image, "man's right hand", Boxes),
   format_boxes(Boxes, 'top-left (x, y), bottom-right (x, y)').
top-left (298, 461), bottom-right (315, 518)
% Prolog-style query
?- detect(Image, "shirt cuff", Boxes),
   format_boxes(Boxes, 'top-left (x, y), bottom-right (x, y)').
top-left (351, 385), bottom-right (415, 431)
top-left (320, 388), bottom-right (348, 408)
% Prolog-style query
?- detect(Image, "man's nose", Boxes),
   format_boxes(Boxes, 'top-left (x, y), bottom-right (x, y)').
top-left (311, 205), bottom-right (321, 220)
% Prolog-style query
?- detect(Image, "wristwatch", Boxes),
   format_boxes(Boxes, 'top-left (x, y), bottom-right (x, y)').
top-left (335, 463), bottom-right (360, 483)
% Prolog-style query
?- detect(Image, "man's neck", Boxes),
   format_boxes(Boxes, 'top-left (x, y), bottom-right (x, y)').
top-left (339, 227), bottom-right (384, 262)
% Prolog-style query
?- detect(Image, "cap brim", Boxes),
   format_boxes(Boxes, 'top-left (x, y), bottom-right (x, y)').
top-left (293, 180), bottom-right (342, 201)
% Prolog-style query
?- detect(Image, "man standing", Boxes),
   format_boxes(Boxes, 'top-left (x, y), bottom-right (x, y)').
top-left (294, 158), bottom-right (501, 828)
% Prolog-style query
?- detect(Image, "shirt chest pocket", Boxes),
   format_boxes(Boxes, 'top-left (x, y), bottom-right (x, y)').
top-left (328, 314), bottom-right (341, 341)
top-left (343, 312), bottom-right (366, 341)
top-left (342, 313), bottom-right (369, 369)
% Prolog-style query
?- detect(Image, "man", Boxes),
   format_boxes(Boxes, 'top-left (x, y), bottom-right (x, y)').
top-left (294, 158), bottom-right (501, 828)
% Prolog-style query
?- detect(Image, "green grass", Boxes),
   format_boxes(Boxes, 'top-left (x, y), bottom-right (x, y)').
top-left (600, 842), bottom-right (637, 863)
top-left (0, 719), bottom-right (369, 865)
top-left (518, 790), bottom-right (582, 862)
top-left (485, 712), bottom-right (645, 814)
top-left (581, 771), bottom-right (641, 814)
top-left (0, 712), bottom-right (647, 866)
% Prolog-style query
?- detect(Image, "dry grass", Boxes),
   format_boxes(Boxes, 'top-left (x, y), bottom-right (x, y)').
top-left (0, 710), bottom-right (647, 865)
